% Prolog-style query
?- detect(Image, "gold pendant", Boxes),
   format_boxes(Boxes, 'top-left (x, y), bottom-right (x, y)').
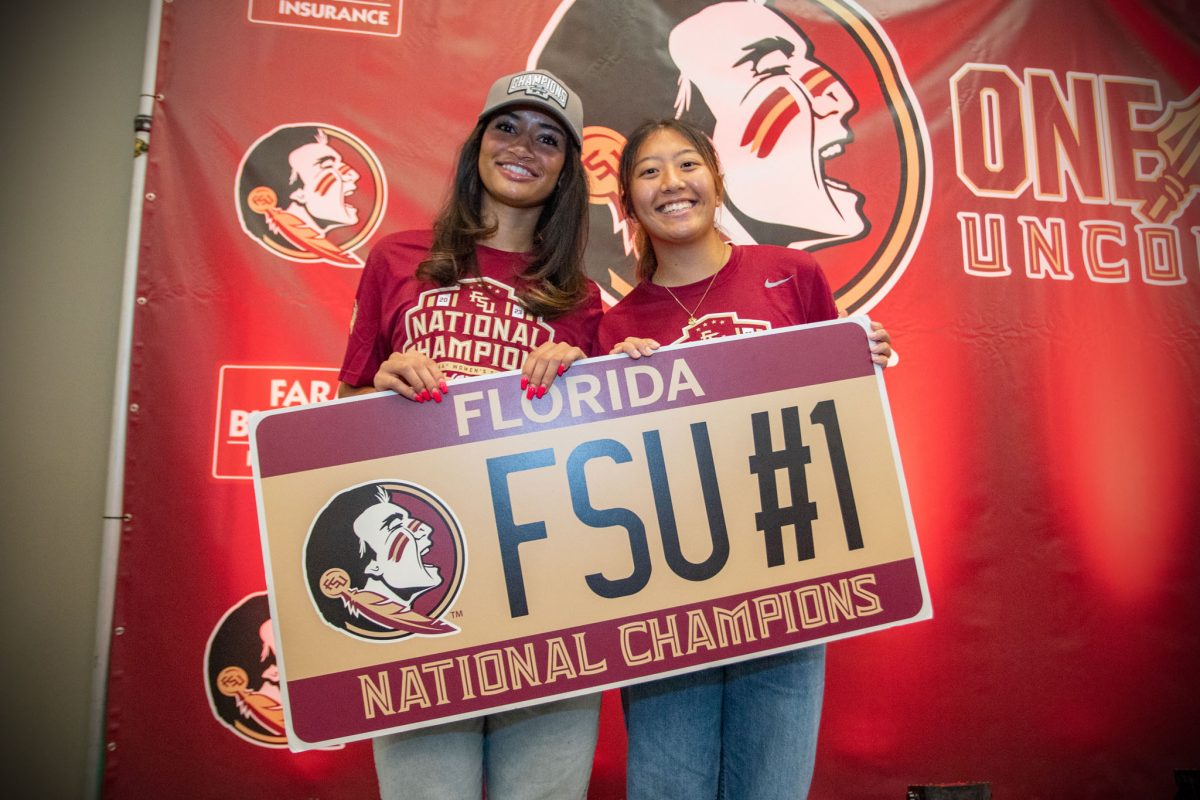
top-left (688, 316), bottom-right (697, 325)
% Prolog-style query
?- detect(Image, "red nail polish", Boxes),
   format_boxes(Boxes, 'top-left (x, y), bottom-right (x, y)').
top-left (520, 376), bottom-right (529, 391)
top-left (439, 380), bottom-right (449, 393)
top-left (414, 393), bottom-right (424, 403)
top-left (536, 385), bottom-right (547, 399)
top-left (421, 390), bottom-right (431, 402)
top-left (557, 364), bottom-right (566, 376)
top-left (526, 386), bottom-right (535, 400)
top-left (432, 390), bottom-right (442, 403)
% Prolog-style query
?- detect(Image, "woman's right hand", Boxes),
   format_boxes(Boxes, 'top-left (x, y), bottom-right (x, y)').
top-left (373, 350), bottom-right (448, 403)
top-left (609, 337), bottom-right (660, 359)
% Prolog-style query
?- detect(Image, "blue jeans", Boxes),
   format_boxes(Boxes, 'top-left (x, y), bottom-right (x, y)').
top-left (623, 645), bottom-right (826, 800)
top-left (372, 693), bottom-right (601, 800)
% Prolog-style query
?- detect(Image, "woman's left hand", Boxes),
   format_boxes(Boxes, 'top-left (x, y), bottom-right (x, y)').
top-left (609, 337), bottom-right (661, 359)
top-left (521, 341), bottom-right (587, 399)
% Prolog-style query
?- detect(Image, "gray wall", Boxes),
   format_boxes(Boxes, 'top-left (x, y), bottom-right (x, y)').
top-left (1, 1), bottom-right (151, 796)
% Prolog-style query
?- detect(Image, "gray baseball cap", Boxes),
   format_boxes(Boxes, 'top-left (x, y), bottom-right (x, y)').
top-left (478, 69), bottom-right (583, 147)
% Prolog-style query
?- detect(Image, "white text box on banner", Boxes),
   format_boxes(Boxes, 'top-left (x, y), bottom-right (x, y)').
top-left (250, 317), bottom-right (931, 750)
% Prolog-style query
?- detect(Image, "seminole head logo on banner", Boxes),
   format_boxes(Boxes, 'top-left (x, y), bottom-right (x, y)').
top-left (532, 0), bottom-right (930, 312)
top-left (303, 481), bottom-right (467, 641)
top-left (235, 123), bottom-right (386, 268)
top-left (204, 593), bottom-right (288, 747)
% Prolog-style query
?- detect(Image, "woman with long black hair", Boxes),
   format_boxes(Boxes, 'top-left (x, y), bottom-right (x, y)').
top-left (338, 69), bottom-right (602, 800)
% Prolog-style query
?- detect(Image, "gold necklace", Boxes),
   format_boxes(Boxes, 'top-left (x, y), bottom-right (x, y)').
top-left (663, 271), bottom-right (718, 326)
top-left (660, 245), bottom-right (728, 325)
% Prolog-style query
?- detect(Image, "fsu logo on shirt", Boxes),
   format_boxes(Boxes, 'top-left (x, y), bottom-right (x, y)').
top-left (676, 312), bottom-right (770, 343)
top-left (404, 278), bottom-right (556, 376)
top-left (531, 0), bottom-right (930, 313)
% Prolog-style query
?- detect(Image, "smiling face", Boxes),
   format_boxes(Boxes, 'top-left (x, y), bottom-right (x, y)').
top-left (626, 126), bottom-right (724, 249)
top-left (669, 1), bottom-right (864, 243)
top-left (477, 106), bottom-right (568, 215)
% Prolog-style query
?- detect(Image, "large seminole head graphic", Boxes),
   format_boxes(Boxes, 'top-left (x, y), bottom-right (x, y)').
top-left (304, 481), bottom-right (466, 642)
top-left (671, 1), bottom-right (865, 246)
top-left (533, 0), bottom-right (929, 312)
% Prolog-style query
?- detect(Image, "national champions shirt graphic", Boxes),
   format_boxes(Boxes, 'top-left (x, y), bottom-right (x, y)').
top-left (403, 278), bottom-right (555, 377)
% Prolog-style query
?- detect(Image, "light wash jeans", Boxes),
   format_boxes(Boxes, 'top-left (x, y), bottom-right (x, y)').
top-left (623, 645), bottom-right (826, 800)
top-left (372, 693), bottom-right (601, 800)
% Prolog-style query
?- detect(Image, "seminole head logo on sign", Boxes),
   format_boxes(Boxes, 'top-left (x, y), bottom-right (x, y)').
top-left (533, 0), bottom-right (929, 312)
top-left (236, 123), bottom-right (386, 267)
top-left (304, 481), bottom-right (466, 641)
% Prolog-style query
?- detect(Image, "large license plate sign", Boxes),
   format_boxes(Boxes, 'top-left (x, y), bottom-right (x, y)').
top-left (250, 318), bottom-right (930, 750)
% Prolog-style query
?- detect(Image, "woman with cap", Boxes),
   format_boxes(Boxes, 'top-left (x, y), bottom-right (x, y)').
top-left (337, 69), bottom-right (601, 800)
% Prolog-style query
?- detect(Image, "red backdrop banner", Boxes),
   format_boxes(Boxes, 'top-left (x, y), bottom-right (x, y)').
top-left (106, 1), bottom-right (1200, 798)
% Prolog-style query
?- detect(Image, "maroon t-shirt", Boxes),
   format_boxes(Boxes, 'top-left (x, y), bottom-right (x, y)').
top-left (340, 230), bottom-right (602, 386)
top-left (597, 244), bottom-right (838, 351)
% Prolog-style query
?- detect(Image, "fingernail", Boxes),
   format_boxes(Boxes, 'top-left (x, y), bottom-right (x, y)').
top-left (432, 390), bottom-right (443, 403)
top-left (520, 376), bottom-right (529, 391)
top-left (439, 380), bottom-right (449, 393)
top-left (421, 390), bottom-right (431, 402)
top-left (557, 364), bottom-right (566, 376)
top-left (536, 385), bottom-right (547, 399)
top-left (414, 394), bottom-right (424, 403)
top-left (526, 386), bottom-right (536, 400)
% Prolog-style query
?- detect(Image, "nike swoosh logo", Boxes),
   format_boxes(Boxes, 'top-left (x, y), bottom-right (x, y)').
top-left (764, 276), bottom-right (793, 288)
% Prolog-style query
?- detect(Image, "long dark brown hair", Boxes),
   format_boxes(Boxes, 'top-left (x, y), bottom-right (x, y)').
top-left (618, 118), bottom-right (726, 283)
top-left (416, 114), bottom-right (591, 319)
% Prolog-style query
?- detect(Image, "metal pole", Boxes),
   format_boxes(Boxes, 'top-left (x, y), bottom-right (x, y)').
top-left (85, 1), bottom-right (163, 796)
